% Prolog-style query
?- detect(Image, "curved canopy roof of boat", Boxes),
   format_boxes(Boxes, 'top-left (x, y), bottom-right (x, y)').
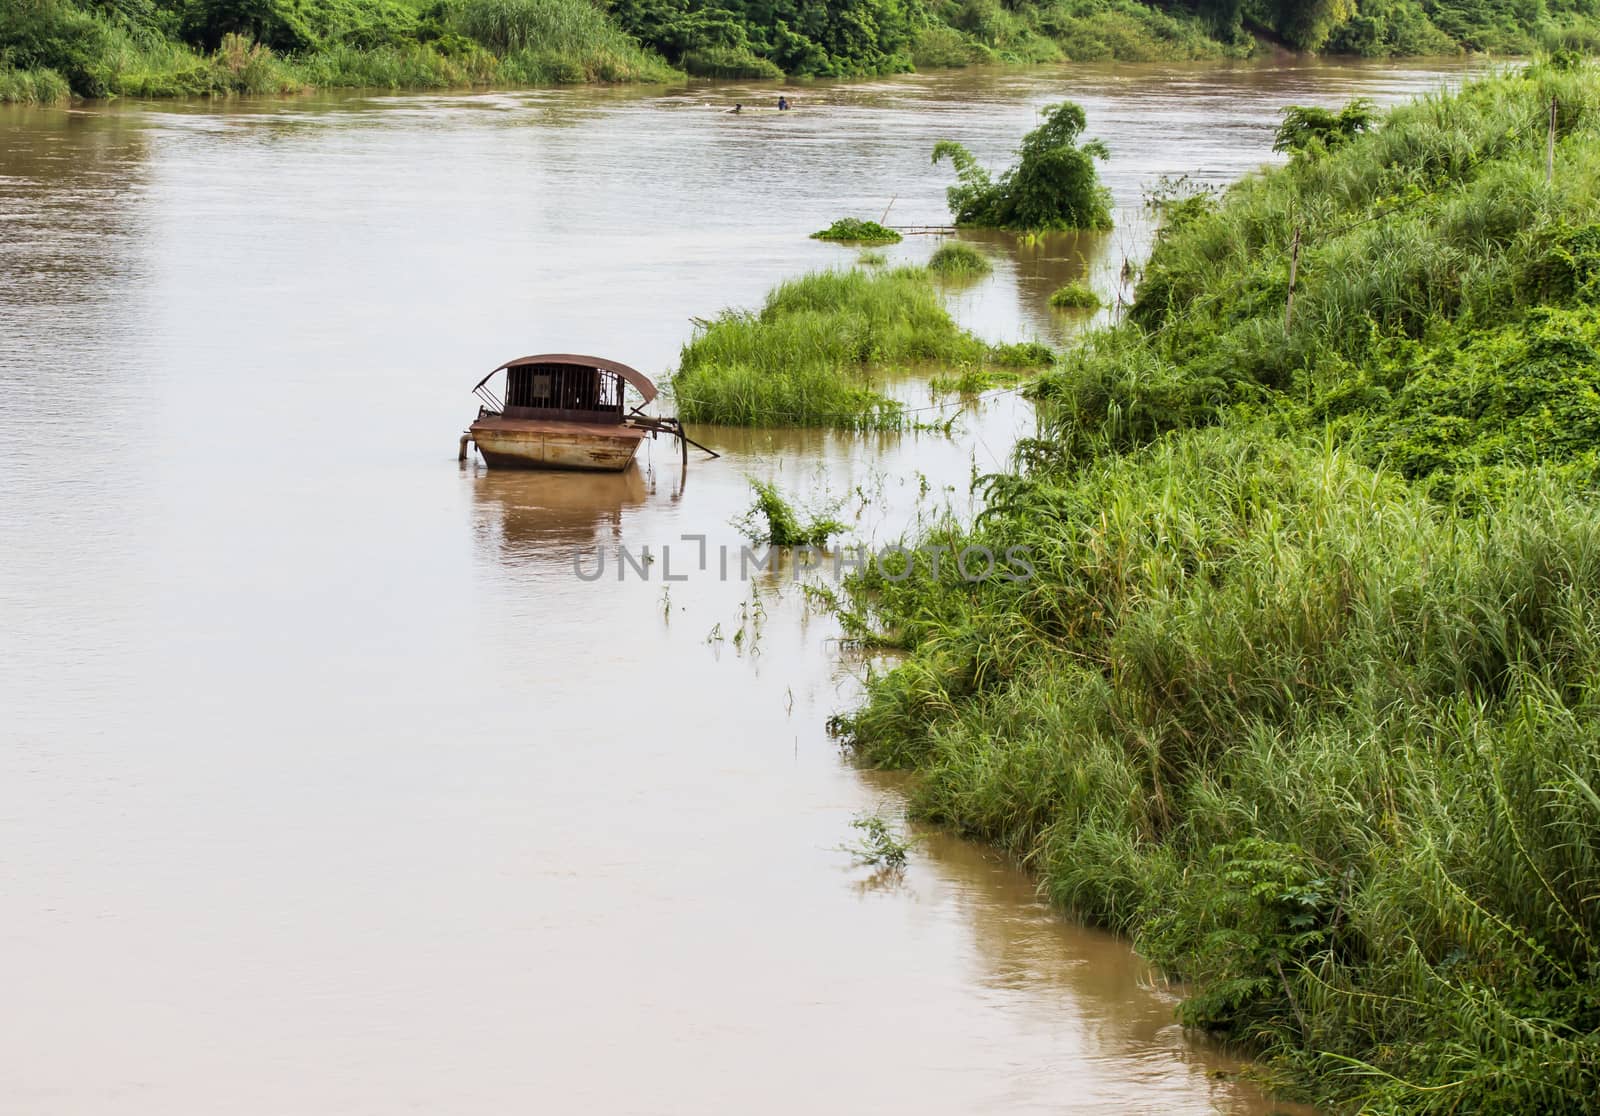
top-left (476, 354), bottom-right (658, 405)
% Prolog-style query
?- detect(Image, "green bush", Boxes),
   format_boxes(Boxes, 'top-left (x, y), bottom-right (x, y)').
top-left (811, 217), bottom-right (903, 244)
top-left (932, 101), bottom-right (1113, 231)
top-left (1273, 97), bottom-right (1378, 156)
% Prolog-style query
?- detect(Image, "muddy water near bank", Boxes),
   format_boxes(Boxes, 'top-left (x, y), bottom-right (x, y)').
top-left (2, 59), bottom-right (1469, 1113)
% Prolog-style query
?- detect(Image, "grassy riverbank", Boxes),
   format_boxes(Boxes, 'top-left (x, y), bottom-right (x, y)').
top-left (835, 60), bottom-right (1600, 1110)
top-left (6, 1), bottom-right (1600, 104)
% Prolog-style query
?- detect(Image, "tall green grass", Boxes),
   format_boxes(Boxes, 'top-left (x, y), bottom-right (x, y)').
top-left (672, 267), bottom-right (990, 429)
top-left (0, 65), bottom-right (70, 103)
top-left (834, 61), bottom-right (1600, 1110)
top-left (449, 0), bottom-right (676, 82)
top-left (928, 241), bottom-right (993, 277)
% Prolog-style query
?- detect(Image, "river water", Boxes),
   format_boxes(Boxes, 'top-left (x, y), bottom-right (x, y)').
top-left (1, 58), bottom-right (1473, 1114)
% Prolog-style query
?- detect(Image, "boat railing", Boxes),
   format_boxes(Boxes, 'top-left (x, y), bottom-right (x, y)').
top-left (474, 383), bottom-right (504, 414)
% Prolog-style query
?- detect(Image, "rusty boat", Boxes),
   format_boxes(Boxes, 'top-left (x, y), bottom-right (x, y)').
top-left (461, 353), bottom-right (705, 472)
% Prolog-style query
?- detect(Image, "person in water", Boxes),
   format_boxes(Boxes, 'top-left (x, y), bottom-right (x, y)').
top-left (777, 96), bottom-right (790, 111)
top-left (730, 103), bottom-right (742, 114)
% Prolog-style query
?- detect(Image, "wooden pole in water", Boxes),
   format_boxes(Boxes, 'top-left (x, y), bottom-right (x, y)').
top-left (1284, 225), bottom-right (1302, 338)
top-left (1548, 94), bottom-right (1557, 188)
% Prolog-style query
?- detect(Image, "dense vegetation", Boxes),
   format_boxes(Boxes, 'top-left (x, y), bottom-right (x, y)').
top-left (0, 0), bottom-right (673, 101)
top-left (7, 0), bottom-right (1600, 102)
top-left (832, 61), bottom-right (1600, 1110)
top-left (934, 100), bottom-right (1113, 230)
top-left (671, 266), bottom-right (1053, 427)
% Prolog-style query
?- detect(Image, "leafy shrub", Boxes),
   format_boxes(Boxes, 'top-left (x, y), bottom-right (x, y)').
top-left (811, 217), bottom-right (902, 244)
top-left (932, 101), bottom-right (1113, 230)
top-left (1273, 97), bottom-right (1377, 156)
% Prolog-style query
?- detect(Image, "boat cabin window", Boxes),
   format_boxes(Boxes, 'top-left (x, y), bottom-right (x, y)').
top-left (502, 362), bottom-right (624, 423)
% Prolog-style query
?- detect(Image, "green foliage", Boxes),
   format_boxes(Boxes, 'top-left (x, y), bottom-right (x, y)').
top-left (607, 0), bottom-right (914, 78)
top-left (987, 338), bottom-right (1054, 366)
top-left (932, 102), bottom-right (1113, 231)
top-left (811, 217), bottom-right (903, 243)
top-left (181, 0), bottom-right (418, 52)
top-left (1273, 96), bottom-right (1377, 155)
top-left (8, 0), bottom-right (1599, 102)
top-left (1324, 0), bottom-right (1456, 55)
top-left (0, 63), bottom-right (72, 101)
top-left (672, 266), bottom-right (988, 428)
top-left (833, 63), bottom-right (1600, 1110)
top-left (0, 0), bottom-right (673, 99)
top-left (734, 478), bottom-right (846, 546)
top-left (927, 240), bottom-right (992, 276)
top-left (1249, 0), bottom-right (1359, 51)
top-left (1048, 279), bottom-right (1100, 308)
top-left (838, 810), bottom-right (916, 867)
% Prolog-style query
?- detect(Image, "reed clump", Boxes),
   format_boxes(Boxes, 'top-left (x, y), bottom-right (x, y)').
top-left (671, 266), bottom-right (990, 429)
top-left (928, 241), bottom-right (992, 278)
top-left (834, 61), bottom-right (1600, 1111)
top-left (1048, 280), bottom-right (1099, 309)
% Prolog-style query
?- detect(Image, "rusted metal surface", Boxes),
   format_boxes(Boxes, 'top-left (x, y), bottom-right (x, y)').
top-left (467, 417), bottom-right (646, 472)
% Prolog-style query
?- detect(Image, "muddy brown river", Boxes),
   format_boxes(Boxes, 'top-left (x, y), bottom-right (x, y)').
top-left (2, 59), bottom-right (1474, 1113)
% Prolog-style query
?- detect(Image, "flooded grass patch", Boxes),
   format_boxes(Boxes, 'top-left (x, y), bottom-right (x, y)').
top-left (928, 241), bottom-right (992, 278)
top-left (671, 266), bottom-right (990, 429)
top-left (1048, 280), bottom-right (1099, 309)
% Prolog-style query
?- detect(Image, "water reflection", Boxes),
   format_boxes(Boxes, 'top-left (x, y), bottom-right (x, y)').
top-left (470, 464), bottom-right (650, 559)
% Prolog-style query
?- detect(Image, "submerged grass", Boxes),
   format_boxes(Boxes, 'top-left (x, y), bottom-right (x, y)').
top-left (734, 479), bottom-right (846, 547)
top-left (833, 61), bottom-right (1600, 1111)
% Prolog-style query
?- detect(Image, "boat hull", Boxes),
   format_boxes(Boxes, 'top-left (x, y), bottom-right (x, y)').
top-left (469, 418), bottom-right (646, 472)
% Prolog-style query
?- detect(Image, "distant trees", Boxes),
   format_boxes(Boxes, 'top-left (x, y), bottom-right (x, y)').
top-left (606, 0), bottom-right (914, 77)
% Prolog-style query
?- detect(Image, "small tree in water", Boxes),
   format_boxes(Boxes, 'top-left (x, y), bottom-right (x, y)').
top-left (932, 102), bottom-right (1112, 231)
